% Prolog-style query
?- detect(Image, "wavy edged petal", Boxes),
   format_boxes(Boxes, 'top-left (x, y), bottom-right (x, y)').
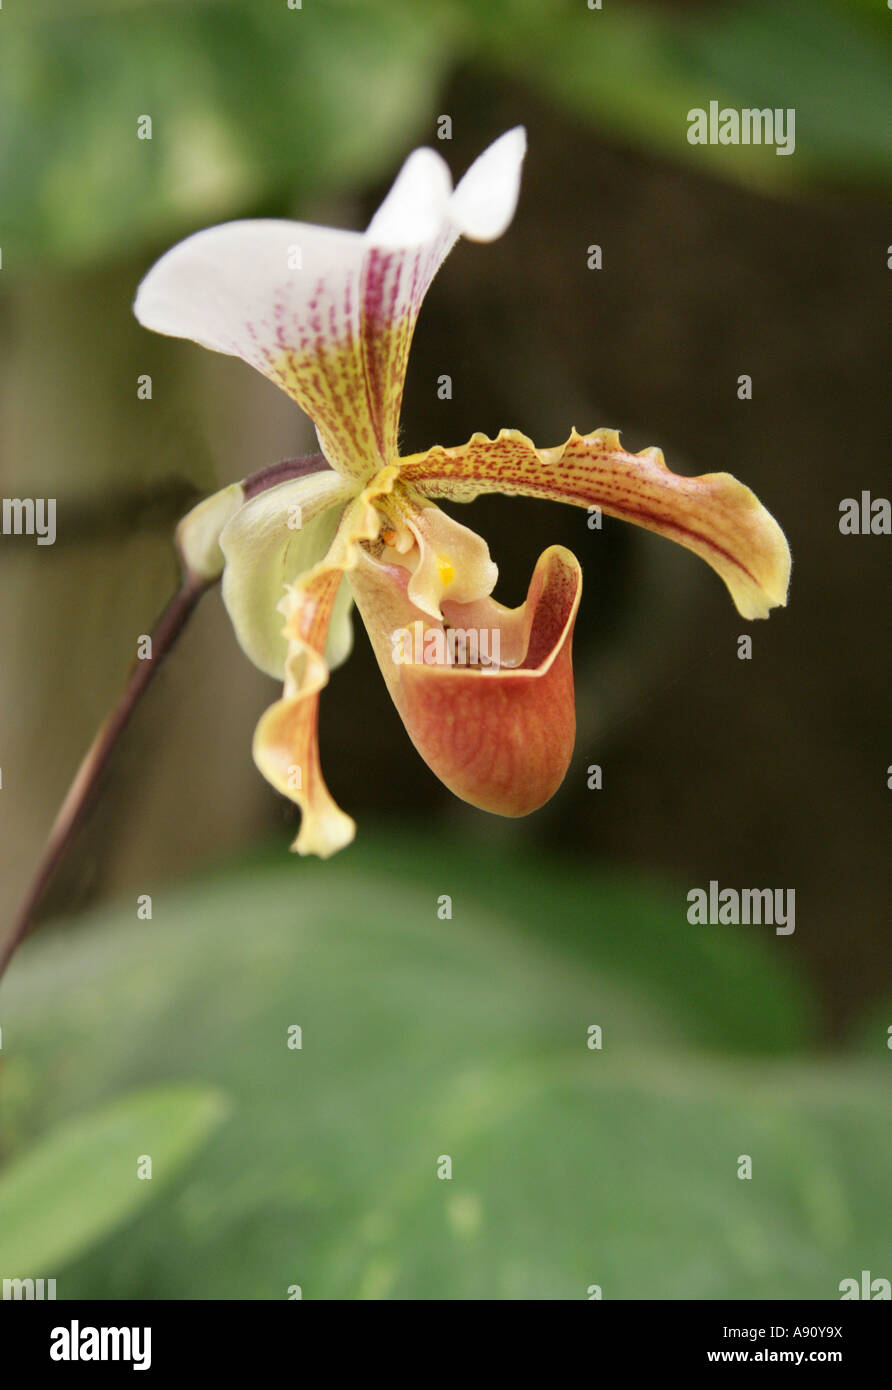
top-left (252, 467), bottom-right (399, 857)
top-left (400, 428), bottom-right (791, 621)
top-left (348, 543), bottom-right (581, 817)
top-left (219, 468), bottom-right (355, 679)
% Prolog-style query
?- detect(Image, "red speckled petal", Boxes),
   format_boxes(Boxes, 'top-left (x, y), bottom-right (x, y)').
top-left (134, 131), bottom-right (527, 479)
top-left (399, 427), bottom-right (791, 621)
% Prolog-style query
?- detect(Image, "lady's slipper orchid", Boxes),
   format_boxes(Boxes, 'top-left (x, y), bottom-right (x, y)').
top-left (134, 129), bottom-right (790, 858)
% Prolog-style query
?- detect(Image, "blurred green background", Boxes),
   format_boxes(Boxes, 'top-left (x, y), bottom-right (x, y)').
top-left (0, 0), bottom-right (890, 1299)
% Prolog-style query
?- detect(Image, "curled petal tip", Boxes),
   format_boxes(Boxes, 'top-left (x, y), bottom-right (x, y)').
top-left (451, 127), bottom-right (527, 242)
top-left (702, 473), bottom-right (791, 619)
top-left (365, 146), bottom-right (454, 246)
top-left (291, 808), bottom-right (356, 859)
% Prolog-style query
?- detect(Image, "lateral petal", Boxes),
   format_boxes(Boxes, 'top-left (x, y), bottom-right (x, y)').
top-left (399, 428), bottom-right (791, 621)
top-left (251, 468), bottom-right (399, 857)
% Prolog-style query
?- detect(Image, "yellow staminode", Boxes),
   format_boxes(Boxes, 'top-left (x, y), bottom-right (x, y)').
top-left (437, 555), bottom-right (456, 587)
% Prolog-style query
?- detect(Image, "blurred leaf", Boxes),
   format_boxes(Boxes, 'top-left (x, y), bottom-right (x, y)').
top-left (847, 996), bottom-right (892, 1058)
top-left (4, 0), bottom-right (888, 273)
top-left (340, 829), bottom-right (816, 1055)
top-left (0, 0), bottom-right (457, 268)
top-left (320, 1057), bottom-right (890, 1300)
top-left (470, 0), bottom-right (892, 190)
top-left (0, 1083), bottom-right (228, 1273)
top-left (3, 840), bottom-right (887, 1298)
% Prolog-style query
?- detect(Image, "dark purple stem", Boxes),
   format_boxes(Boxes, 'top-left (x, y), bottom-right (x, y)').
top-left (0, 573), bottom-right (211, 986)
top-left (0, 452), bottom-right (330, 986)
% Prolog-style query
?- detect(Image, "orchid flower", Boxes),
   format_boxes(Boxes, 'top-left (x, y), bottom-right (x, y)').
top-left (133, 128), bottom-right (790, 859)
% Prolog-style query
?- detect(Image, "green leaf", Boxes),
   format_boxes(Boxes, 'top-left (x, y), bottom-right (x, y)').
top-left (340, 828), bottom-right (816, 1056)
top-left (3, 840), bottom-right (886, 1298)
top-left (319, 1057), bottom-right (891, 1300)
top-left (0, 1084), bottom-right (229, 1273)
top-left (0, 0), bottom-right (456, 269)
top-left (846, 995), bottom-right (892, 1059)
top-left (473, 0), bottom-right (892, 191)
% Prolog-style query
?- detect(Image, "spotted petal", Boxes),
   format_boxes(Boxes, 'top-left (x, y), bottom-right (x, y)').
top-left (399, 428), bottom-right (791, 621)
top-left (134, 129), bottom-right (526, 479)
top-left (347, 542), bottom-right (582, 817)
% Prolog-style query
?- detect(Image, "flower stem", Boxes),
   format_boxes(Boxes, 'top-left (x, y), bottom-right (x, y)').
top-left (0, 571), bottom-right (213, 986)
